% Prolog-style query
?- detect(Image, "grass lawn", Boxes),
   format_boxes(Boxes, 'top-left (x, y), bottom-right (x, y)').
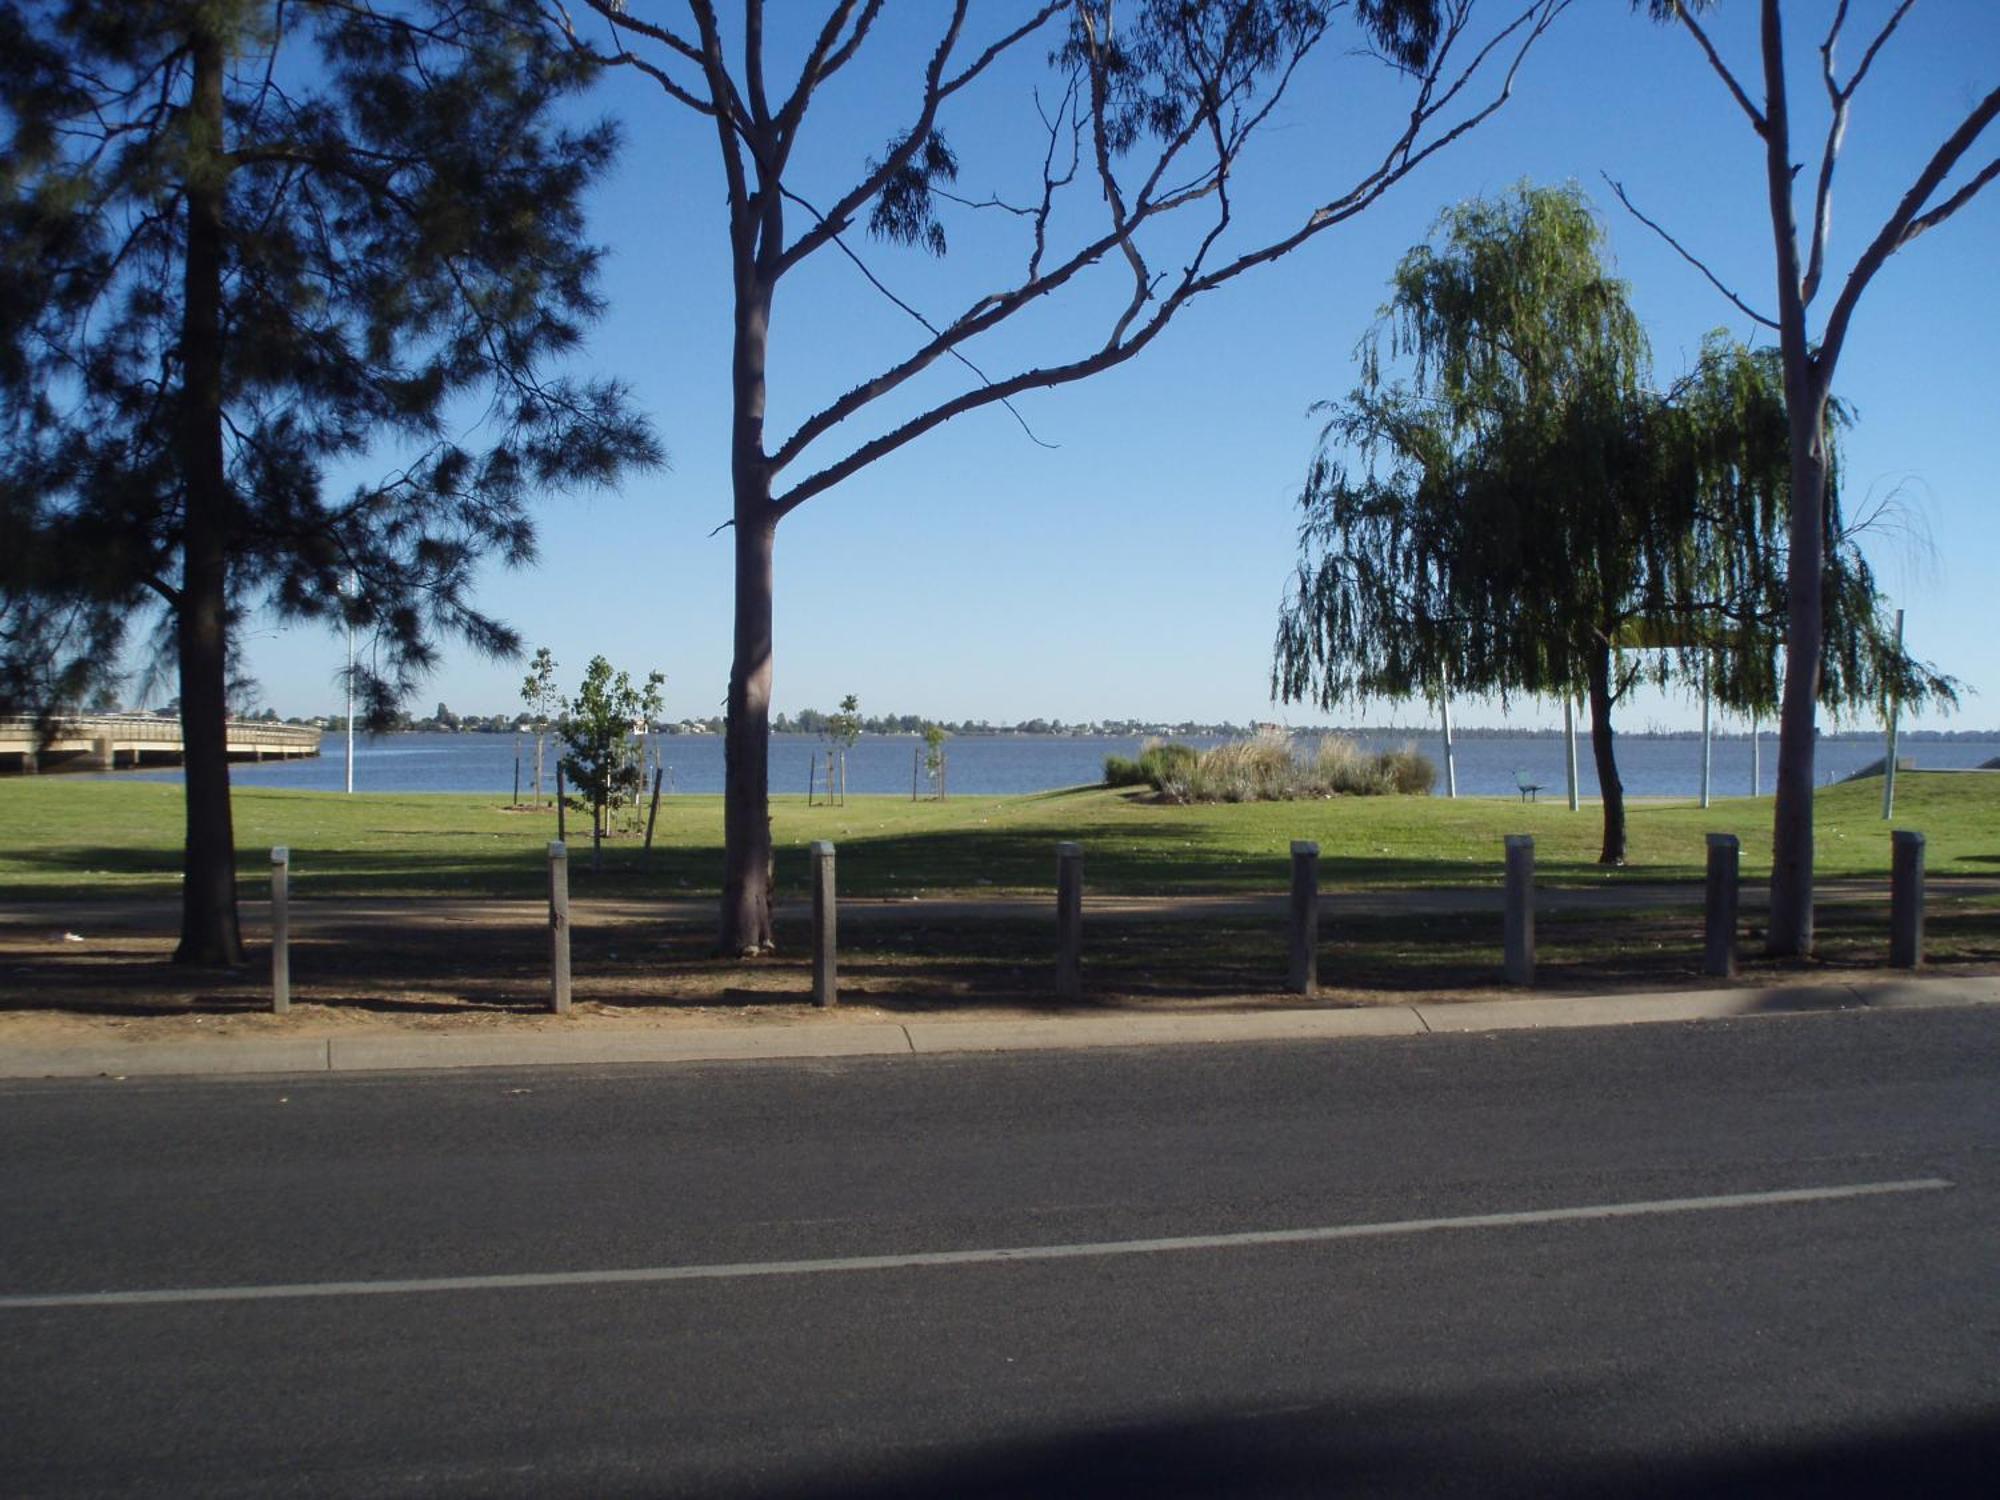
top-left (1, 769), bottom-right (1996, 902)
top-left (3, 774), bottom-right (1996, 1021)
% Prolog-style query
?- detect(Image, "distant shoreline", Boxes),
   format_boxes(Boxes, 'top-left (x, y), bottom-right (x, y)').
top-left (290, 725), bottom-right (1993, 743)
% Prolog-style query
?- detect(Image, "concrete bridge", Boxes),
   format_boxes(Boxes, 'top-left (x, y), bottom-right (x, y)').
top-left (0, 714), bottom-right (321, 774)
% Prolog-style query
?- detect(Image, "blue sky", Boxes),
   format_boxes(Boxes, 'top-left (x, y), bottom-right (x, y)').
top-left (236, 2), bottom-right (2000, 734)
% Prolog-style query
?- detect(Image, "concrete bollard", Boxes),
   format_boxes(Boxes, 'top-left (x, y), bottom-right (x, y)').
top-left (270, 847), bottom-right (290, 1014)
top-left (1703, 833), bottom-right (1740, 978)
top-left (1503, 835), bottom-right (1535, 986)
top-left (1891, 829), bottom-right (1925, 969)
top-left (548, 840), bottom-right (572, 1014)
top-left (1056, 842), bottom-right (1083, 1000)
top-left (1288, 841), bottom-right (1320, 996)
top-left (811, 840), bottom-right (837, 1008)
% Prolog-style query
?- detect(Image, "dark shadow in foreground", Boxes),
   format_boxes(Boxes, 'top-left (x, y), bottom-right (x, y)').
top-left (720, 1398), bottom-right (2000, 1500)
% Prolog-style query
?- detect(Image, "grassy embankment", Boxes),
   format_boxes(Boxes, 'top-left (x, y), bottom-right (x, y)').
top-left (2, 774), bottom-right (1994, 1010)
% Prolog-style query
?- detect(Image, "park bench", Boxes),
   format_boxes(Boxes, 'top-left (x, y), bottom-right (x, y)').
top-left (1514, 768), bottom-right (1544, 802)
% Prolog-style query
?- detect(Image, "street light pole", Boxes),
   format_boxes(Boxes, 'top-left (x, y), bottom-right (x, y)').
top-left (342, 571), bottom-right (356, 794)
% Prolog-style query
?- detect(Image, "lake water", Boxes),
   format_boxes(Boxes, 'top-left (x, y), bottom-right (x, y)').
top-left (93, 729), bottom-right (2000, 800)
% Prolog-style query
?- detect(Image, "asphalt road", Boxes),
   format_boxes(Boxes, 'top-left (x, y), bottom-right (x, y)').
top-left (3, 1008), bottom-right (1997, 1497)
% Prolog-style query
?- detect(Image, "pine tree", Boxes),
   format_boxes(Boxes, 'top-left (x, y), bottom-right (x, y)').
top-left (0, 1), bottom-right (660, 963)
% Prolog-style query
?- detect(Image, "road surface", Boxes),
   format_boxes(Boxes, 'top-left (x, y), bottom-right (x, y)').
top-left (3, 1007), bottom-right (1997, 1495)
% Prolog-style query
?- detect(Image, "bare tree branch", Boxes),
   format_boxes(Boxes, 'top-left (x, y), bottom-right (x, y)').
top-left (1819, 82), bottom-right (2000, 375)
top-left (1841, 0), bottom-right (1918, 100)
top-left (765, 1), bottom-right (1568, 517)
top-left (771, 0), bottom-right (881, 165)
top-left (1673, 1), bottom-right (1767, 134)
top-left (1605, 174), bottom-right (1780, 329)
top-left (1804, 1), bottom-right (1918, 309)
top-left (779, 187), bottom-right (1057, 451)
top-left (774, 1), bottom-right (974, 276)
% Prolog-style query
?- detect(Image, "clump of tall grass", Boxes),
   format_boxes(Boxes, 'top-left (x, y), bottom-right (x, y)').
top-left (1103, 739), bottom-right (1199, 790)
top-left (1145, 733), bottom-right (1433, 803)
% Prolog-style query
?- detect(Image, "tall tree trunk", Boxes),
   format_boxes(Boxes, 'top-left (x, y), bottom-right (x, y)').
top-left (720, 261), bottom-right (777, 954)
top-left (1585, 641), bottom-right (1626, 865)
top-left (1758, 0), bottom-right (1821, 958)
top-left (173, 24), bottom-right (242, 968)
top-left (721, 512), bottom-right (776, 953)
top-left (1767, 382), bottom-right (1830, 956)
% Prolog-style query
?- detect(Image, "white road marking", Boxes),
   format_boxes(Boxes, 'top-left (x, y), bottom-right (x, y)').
top-left (0, 1178), bottom-right (1949, 1311)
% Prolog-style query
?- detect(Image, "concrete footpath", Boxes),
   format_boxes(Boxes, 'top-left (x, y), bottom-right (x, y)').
top-left (4, 974), bottom-right (1997, 1081)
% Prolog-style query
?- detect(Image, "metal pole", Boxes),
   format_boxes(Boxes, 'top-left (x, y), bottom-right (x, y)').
top-left (1751, 713), bottom-right (1760, 798)
top-left (1699, 656), bottom-right (1712, 809)
top-left (1883, 608), bottom-right (1905, 820)
top-left (344, 621), bottom-right (354, 795)
top-left (270, 846), bottom-right (290, 1013)
top-left (1563, 696), bottom-right (1579, 812)
top-left (1439, 662), bottom-right (1457, 800)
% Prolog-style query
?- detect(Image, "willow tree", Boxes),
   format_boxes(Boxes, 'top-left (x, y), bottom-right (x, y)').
top-left (1630, 1), bottom-right (2000, 955)
top-left (0, 1), bottom-right (659, 964)
top-left (554, 0), bottom-right (1567, 956)
top-left (1273, 185), bottom-right (1945, 862)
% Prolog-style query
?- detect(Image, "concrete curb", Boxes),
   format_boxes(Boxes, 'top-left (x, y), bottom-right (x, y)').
top-left (4, 973), bottom-right (1997, 1082)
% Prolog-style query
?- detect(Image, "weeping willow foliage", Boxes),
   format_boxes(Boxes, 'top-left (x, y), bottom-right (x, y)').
top-left (1274, 183), bottom-right (1951, 726)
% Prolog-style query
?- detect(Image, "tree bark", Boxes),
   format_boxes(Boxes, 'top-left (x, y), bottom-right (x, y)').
top-left (1759, 0), bottom-right (1822, 959)
top-left (1767, 381), bottom-right (1830, 956)
top-left (720, 250), bottom-right (777, 954)
top-left (721, 512), bottom-right (776, 953)
top-left (173, 24), bottom-right (243, 967)
top-left (1585, 641), bottom-right (1626, 866)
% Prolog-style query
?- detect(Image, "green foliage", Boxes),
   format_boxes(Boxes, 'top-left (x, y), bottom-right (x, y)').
top-left (0, 1), bottom-right (661, 723)
top-left (1140, 741), bottom-right (1200, 788)
top-left (825, 695), bottom-right (863, 752)
top-left (1274, 182), bottom-right (1950, 723)
top-left (1103, 755), bottom-right (1147, 787)
top-left (1105, 741), bottom-right (1201, 790)
top-left (1155, 736), bottom-right (1435, 803)
top-left (921, 722), bottom-right (949, 795)
top-left (557, 656), bottom-right (665, 849)
top-left (1275, 181), bottom-right (1952, 867)
top-left (520, 648), bottom-right (561, 727)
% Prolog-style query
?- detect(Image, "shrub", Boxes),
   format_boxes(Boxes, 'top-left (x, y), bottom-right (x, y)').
top-left (1138, 740), bottom-right (1198, 789)
top-left (1151, 734), bottom-right (1434, 803)
top-left (1379, 745), bottom-right (1436, 795)
top-left (1103, 754), bottom-right (1147, 787)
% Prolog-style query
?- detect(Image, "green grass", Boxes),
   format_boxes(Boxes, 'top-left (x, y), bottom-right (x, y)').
top-left (2, 770), bottom-right (1996, 903)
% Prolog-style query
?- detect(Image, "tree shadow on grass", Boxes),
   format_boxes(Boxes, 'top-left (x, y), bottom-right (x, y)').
top-left (0, 814), bottom-right (1711, 904)
top-left (6, 883), bottom-right (1996, 1022)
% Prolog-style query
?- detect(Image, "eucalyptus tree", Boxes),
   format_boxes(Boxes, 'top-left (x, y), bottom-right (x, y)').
top-left (0, 1), bottom-right (659, 964)
top-left (1628, 1), bottom-right (2000, 955)
top-left (552, 0), bottom-right (1568, 955)
top-left (1273, 185), bottom-right (1945, 862)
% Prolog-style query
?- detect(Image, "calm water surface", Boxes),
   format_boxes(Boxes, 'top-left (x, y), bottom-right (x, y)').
top-left (102, 730), bottom-right (2000, 800)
